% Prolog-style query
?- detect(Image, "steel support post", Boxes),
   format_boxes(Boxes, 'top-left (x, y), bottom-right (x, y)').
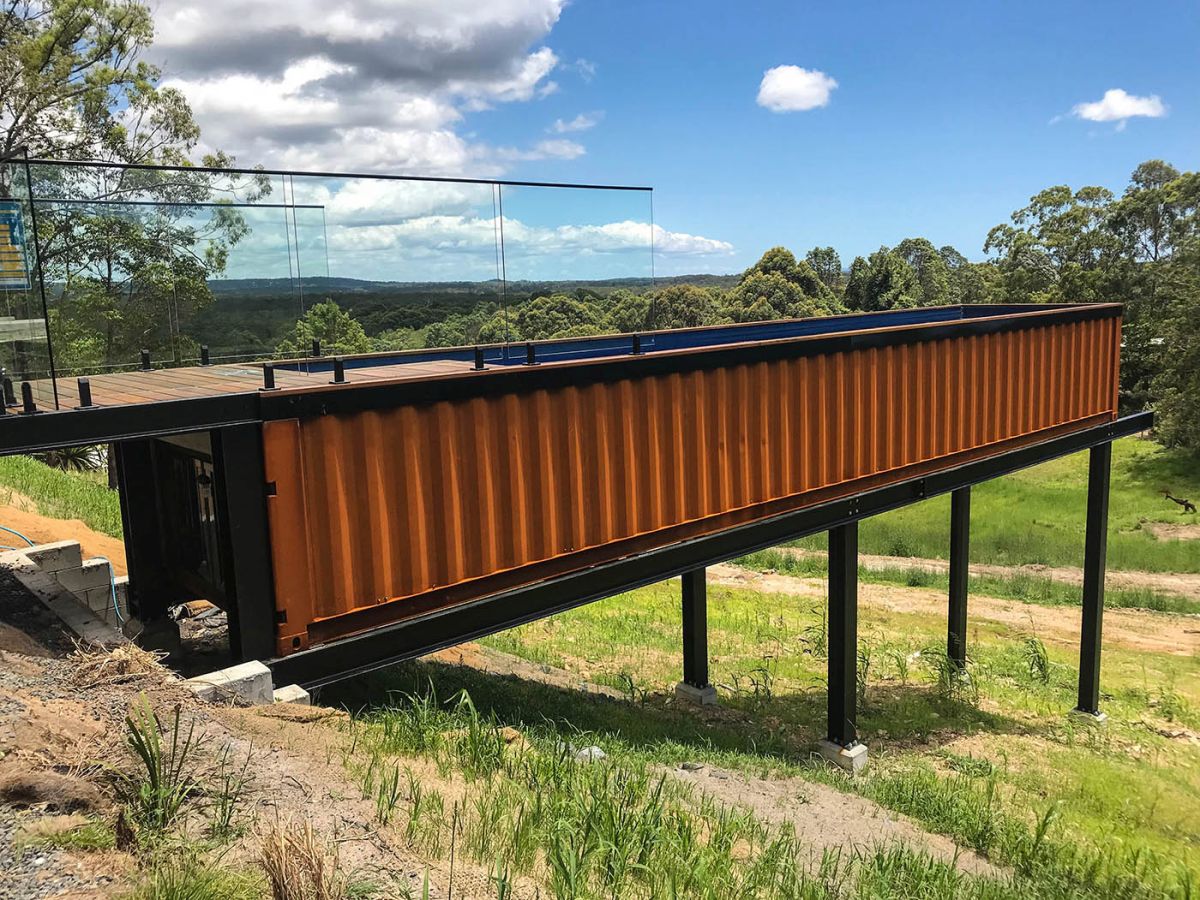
top-left (947, 487), bottom-right (971, 668)
top-left (681, 568), bottom-right (709, 687)
top-left (214, 424), bottom-right (278, 662)
top-left (113, 439), bottom-right (170, 623)
top-left (1076, 442), bottom-right (1111, 716)
top-left (827, 523), bottom-right (859, 747)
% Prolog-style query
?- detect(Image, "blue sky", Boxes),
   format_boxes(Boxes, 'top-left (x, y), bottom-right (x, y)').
top-left (483, 0), bottom-right (1200, 271)
top-left (147, 0), bottom-right (1199, 281)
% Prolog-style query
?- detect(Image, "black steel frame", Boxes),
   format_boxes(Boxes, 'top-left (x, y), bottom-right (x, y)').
top-left (268, 411), bottom-right (1149, 689)
top-left (947, 487), bottom-right (971, 667)
top-left (1076, 443), bottom-right (1111, 715)
top-left (680, 568), bottom-right (709, 689)
top-left (827, 523), bottom-right (859, 747)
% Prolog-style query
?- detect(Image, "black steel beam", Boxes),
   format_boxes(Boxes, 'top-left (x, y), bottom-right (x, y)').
top-left (947, 487), bottom-right (971, 668)
top-left (266, 411), bottom-right (1152, 689)
top-left (213, 424), bottom-right (278, 661)
top-left (681, 569), bottom-right (709, 688)
top-left (826, 524), bottom-right (859, 747)
top-left (0, 393), bottom-right (261, 455)
top-left (1077, 442), bottom-right (1111, 715)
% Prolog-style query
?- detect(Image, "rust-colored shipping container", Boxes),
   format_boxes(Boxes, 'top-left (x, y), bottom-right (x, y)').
top-left (8, 302), bottom-right (1122, 672)
top-left (253, 303), bottom-right (1121, 655)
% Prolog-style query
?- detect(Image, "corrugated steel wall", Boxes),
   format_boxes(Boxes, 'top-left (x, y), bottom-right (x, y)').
top-left (264, 314), bottom-right (1121, 653)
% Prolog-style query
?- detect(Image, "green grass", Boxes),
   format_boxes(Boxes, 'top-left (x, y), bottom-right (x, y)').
top-left (737, 548), bottom-right (1200, 615)
top-left (0, 454), bottom-right (123, 537)
top-left (16, 818), bottom-right (116, 852)
top-left (336, 681), bottom-right (1049, 899)
top-left (326, 575), bottom-right (1200, 898)
top-left (120, 855), bottom-right (265, 900)
top-left (787, 436), bottom-right (1200, 573)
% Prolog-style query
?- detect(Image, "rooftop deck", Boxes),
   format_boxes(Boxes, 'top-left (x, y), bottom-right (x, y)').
top-left (3, 302), bottom-right (1121, 455)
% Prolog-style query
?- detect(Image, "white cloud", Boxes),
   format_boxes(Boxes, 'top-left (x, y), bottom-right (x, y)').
top-left (550, 112), bottom-right (602, 133)
top-left (756, 65), bottom-right (837, 113)
top-left (1071, 89), bottom-right (1166, 125)
top-left (495, 139), bottom-right (586, 162)
top-left (149, 0), bottom-right (572, 173)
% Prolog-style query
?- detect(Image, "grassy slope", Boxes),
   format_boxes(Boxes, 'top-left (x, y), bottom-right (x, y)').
top-left (418, 579), bottom-right (1200, 895)
top-left (0, 455), bottom-right (122, 537)
top-left (789, 436), bottom-right (1200, 573)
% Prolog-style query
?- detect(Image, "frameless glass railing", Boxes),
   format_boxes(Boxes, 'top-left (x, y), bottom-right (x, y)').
top-left (1, 156), bottom-right (654, 408)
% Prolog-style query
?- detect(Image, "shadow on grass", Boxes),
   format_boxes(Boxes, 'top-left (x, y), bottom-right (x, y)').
top-left (322, 654), bottom-right (1041, 766)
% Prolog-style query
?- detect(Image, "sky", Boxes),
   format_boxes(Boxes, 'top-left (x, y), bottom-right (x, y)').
top-left (141, 0), bottom-right (1200, 281)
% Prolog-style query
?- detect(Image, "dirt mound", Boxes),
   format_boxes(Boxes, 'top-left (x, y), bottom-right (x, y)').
top-left (0, 492), bottom-right (126, 575)
top-left (1145, 522), bottom-right (1200, 542)
top-left (0, 768), bottom-right (103, 813)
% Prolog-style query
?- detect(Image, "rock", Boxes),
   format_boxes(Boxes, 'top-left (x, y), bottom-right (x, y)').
top-left (680, 761), bottom-right (704, 771)
top-left (574, 745), bottom-right (606, 762)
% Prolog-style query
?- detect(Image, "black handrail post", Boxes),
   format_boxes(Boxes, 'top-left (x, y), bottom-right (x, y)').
top-left (675, 569), bottom-right (716, 705)
top-left (139, 349), bottom-right (151, 371)
top-left (200, 345), bottom-right (211, 366)
top-left (473, 346), bottom-right (485, 370)
top-left (331, 357), bottom-right (345, 384)
top-left (20, 382), bottom-right (36, 414)
top-left (77, 377), bottom-right (92, 408)
top-left (1076, 442), bottom-right (1111, 719)
top-left (947, 487), bottom-right (970, 668)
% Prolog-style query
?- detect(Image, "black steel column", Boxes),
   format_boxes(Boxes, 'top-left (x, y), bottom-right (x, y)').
top-left (681, 568), bottom-right (709, 687)
top-left (213, 424), bottom-right (278, 662)
top-left (1077, 442), bottom-right (1111, 716)
top-left (113, 439), bottom-right (170, 623)
top-left (947, 487), bottom-right (971, 668)
top-left (827, 523), bottom-right (859, 747)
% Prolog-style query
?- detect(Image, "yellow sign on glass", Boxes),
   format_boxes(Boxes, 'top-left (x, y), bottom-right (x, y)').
top-left (0, 200), bottom-right (31, 291)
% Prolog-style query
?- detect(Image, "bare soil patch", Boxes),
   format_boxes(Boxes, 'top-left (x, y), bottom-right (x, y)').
top-left (1144, 522), bottom-right (1200, 542)
top-left (709, 564), bottom-right (1200, 657)
top-left (666, 762), bottom-right (1001, 878)
top-left (0, 494), bottom-right (126, 575)
top-left (779, 546), bottom-right (1200, 602)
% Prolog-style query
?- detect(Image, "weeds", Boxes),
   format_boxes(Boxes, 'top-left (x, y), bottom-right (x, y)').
top-left (115, 695), bottom-right (201, 833)
top-left (208, 743), bottom-right (252, 839)
top-left (259, 819), bottom-right (351, 900)
top-left (120, 853), bottom-right (264, 900)
top-left (1020, 636), bottom-right (1051, 685)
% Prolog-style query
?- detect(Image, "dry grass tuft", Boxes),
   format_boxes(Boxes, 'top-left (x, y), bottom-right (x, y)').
top-left (68, 644), bottom-right (167, 687)
top-left (259, 818), bottom-right (350, 900)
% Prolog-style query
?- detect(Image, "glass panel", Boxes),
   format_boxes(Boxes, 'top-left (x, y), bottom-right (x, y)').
top-left (0, 160), bottom-right (55, 408)
top-left (285, 174), bottom-right (504, 353)
top-left (496, 184), bottom-right (654, 342)
top-left (27, 162), bottom-right (293, 376)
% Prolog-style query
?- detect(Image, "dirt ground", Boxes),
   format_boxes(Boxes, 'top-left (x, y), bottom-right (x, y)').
top-left (709, 563), bottom-right (1200, 657)
top-left (777, 545), bottom-right (1200, 603)
top-left (0, 495), bottom-right (126, 576)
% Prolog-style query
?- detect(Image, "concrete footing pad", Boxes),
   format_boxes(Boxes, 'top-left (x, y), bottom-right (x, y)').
top-left (273, 684), bottom-right (311, 705)
top-left (185, 660), bottom-right (274, 705)
top-left (818, 740), bottom-right (869, 774)
top-left (674, 682), bottom-right (718, 706)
